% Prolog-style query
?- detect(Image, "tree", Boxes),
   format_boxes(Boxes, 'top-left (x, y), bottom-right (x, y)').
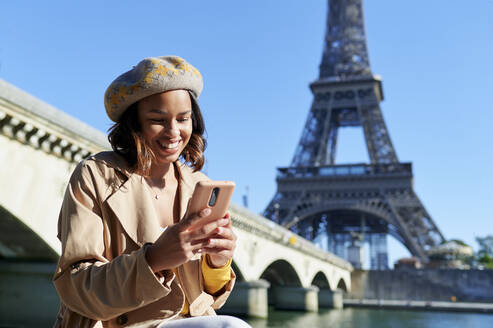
top-left (475, 235), bottom-right (493, 269)
top-left (476, 235), bottom-right (493, 257)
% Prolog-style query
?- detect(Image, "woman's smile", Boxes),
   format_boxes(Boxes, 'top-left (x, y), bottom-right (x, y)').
top-left (156, 139), bottom-right (182, 154)
top-left (157, 140), bottom-right (180, 149)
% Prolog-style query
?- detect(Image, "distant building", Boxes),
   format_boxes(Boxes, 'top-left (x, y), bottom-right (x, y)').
top-left (394, 257), bottom-right (422, 270)
top-left (427, 240), bottom-right (473, 269)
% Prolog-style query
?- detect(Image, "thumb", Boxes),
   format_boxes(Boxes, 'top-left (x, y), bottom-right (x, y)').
top-left (180, 207), bottom-right (211, 230)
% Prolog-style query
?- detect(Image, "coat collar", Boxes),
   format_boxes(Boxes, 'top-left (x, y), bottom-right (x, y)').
top-left (176, 161), bottom-right (195, 221)
top-left (101, 152), bottom-right (197, 247)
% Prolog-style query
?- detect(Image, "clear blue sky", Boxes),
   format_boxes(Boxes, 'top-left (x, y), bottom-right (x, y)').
top-left (1, 0), bottom-right (492, 266)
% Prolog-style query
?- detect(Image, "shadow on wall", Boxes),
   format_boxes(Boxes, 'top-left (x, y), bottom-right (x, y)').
top-left (0, 205), bottom-right (60, 326)
top-left (0, 204), bottom-right (59, 262)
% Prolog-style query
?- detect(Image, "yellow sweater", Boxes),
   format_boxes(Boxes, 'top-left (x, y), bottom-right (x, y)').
top-left (176, 255), bottom-right (232, 315)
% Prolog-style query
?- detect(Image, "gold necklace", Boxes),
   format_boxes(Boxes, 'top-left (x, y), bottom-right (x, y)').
top-left (144, 177), bottom-right (165, 200)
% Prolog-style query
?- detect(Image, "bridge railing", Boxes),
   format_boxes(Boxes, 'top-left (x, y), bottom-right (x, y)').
top-left (0, 79), bottom-right (110, 163)
top-left (277, 162), bottom-right (412, 179)
top-left (228, 203), bottom-right (353, 271)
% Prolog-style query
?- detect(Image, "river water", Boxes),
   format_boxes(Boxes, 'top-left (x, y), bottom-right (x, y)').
top-left (245, 308), bottom-right (492, 328)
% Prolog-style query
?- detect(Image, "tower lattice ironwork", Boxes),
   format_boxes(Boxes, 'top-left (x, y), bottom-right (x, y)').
top-left (264, 0), bottom-right (444, 269)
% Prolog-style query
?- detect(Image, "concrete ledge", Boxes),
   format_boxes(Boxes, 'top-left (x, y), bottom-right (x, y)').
top-left (344, 299), bottom-right (493, 314)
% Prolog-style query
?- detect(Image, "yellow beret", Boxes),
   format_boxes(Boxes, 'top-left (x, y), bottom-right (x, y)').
top-left (104, 56), bottom-right (203, 122)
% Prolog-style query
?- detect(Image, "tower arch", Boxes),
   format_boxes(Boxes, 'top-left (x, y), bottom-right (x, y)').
top-left (291, 205), bottom-right (428, 265)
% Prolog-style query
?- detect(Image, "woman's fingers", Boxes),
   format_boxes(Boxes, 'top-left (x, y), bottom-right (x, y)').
top-left (183, 218), bottom-right (229, 241)
top-left (204, 237), bottom-right (235, 250)
top-left (189, 231), bottom-right (236, 251)
top-left (200, 223), bottom-right (236, 267)
top-left (189, 238), bottom-right (212, 249)
top-left (180, 208), bottom-right (231, 231)
top-left (179, 208), bottom-right (211, 230)
top-left (215, 226), bottom-right (236, 240)
top-left (203, 247), bottom-right (234, 256)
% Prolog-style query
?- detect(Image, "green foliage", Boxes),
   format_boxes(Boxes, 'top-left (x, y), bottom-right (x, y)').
top-left (448, 239), bottom-right (468, 247)
top-left (476, 235), bottom-right (493, 257)
top-left (477, 253), bottom-right (493, 269)
top-left (467, 235), bottom-right (493, 269)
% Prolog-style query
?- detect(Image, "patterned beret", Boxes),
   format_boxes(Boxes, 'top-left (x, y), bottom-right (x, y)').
top-left (104, 56), bottom-right (203, 122)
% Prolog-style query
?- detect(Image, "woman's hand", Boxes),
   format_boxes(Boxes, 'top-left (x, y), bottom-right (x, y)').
top-left (203, 213), bottom-right (237, 268)
top-left (145, 208), bottom-right (230, 272)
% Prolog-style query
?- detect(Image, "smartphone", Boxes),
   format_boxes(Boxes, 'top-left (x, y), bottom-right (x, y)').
top-left (187, 180), bottom-right (235, 226)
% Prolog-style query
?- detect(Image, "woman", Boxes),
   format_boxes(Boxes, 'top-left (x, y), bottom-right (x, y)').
top-left (53, 56), bottom-right (250, 328)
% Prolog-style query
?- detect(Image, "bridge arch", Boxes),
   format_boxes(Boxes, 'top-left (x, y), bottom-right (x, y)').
top-left (336, 278), bottom-right (348, 292)
top-left (231, 260), bottom-right (245, 282)
top-left (311, 271), bottom-right (331, 289)
top-left (0, 205), bottom-right (58, 261)
top-left (293, 202), bottom-right (395, 232)
top-left (259, 259), bottom-right (302, 287)
top-left (259, 259), bottom-right (302, 305)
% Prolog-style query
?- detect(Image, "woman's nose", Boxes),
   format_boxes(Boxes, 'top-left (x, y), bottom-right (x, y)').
top-left (164, 121), bottom-right (179, 137)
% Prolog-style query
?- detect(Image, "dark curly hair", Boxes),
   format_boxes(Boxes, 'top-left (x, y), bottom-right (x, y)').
top-left (108, 91), bottom-right (206, 175)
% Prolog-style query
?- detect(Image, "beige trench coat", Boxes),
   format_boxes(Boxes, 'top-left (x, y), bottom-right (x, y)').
top-left (52, 151), bottom-right (235, 328)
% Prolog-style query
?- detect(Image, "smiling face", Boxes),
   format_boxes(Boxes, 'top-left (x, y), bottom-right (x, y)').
top-left (137, 89), bottom-right (193, 167)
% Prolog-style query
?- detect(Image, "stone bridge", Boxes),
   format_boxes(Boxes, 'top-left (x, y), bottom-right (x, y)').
top-left (0, 79), bottom-right (352, 325)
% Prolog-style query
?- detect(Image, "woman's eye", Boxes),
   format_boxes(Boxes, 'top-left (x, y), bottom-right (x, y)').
top-left (150, 119), bottom-right (164, 123)
top-left (178, 117), bottom-right (190, 122)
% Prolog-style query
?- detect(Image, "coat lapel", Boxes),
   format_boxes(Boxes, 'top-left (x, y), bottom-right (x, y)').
top-left (105, 173), bottom-right (162, 247)
top-left (175, 162), bottom-right (195, 222)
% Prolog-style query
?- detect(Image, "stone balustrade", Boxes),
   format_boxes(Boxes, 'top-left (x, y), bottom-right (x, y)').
top-left (0, 79), bottom-right (110, 163)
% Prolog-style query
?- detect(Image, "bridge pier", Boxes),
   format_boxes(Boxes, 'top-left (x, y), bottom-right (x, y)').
top-left (0, 261), bottom-right (60, 326)
top-left (219, 280), bottom-right (270, 318)
top-left (274, 286), bottom-right (319, 312)
top-left (319, 289), bottom-right (343, 309)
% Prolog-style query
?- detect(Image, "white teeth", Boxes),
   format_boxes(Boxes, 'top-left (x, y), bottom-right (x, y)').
top-left (158, 141), bottom-right (179, 149)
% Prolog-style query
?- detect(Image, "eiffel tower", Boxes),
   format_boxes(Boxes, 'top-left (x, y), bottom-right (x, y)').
top-left (264, 0), bottom-right (444, 269)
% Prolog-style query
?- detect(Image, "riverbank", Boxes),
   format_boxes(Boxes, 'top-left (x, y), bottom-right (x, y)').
top-left (344, 299), bottom-right (493, 314)
top-left (245, 307), bottom-right (493, 328)
top-left (348, 269), bottom-right (493, 303)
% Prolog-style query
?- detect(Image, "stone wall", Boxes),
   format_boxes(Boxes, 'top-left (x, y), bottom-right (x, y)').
top-left (347, 269), bottom-right (493, 302)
